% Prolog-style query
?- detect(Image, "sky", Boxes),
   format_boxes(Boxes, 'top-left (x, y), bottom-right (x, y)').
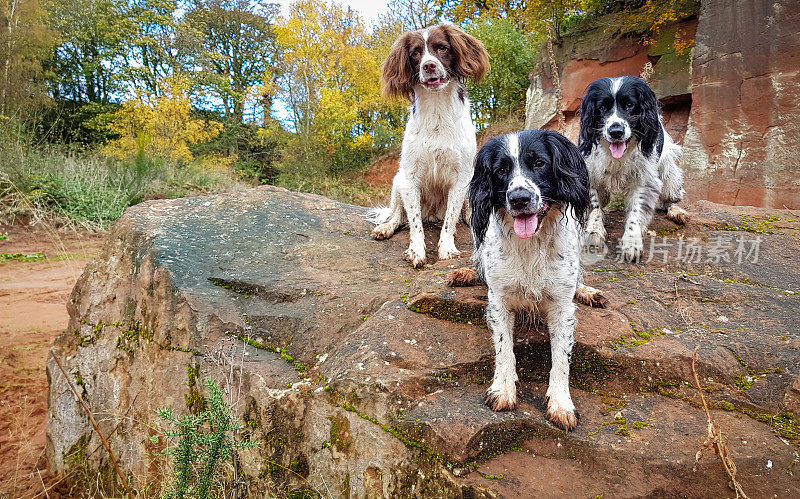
top-left (273, 0), bottom-right (390, 25)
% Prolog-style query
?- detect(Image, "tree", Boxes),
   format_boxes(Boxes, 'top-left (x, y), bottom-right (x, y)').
top-left (384, 0), bottom-right (441, 30)
top-left (438, 0), bottom-right (597, 39)
top-left (466, 18), bottom-right (533, 126)
top-left (102, 77), bottom-right (222, 163)
top-left (44, 0), bottom-right (133, 103)
top-left (123, 0), bottom-right (182, 96)
top-left (183, 0), bottom-right (280, 124)
top-left (0, 0), bottom-right (55, 118)
top-left (275, 0), bottom-right (405, 177)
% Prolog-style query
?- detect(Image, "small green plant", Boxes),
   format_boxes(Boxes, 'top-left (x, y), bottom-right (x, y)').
top-left (0, 252), bottom-right (44, 262)
top-left (156, 378), bottom-right (260, 498)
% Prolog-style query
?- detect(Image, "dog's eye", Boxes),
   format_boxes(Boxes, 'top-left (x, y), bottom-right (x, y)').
top-left (438, 45), bottom-right (449, 53)
top-left (624, 101), bottom-right (634, 111)
top-left (496, 167), bottom-right (508, 176)
top-left (598, 105), bottom-right (607, 113)
top-left (410, 49), bottom-right (420, 59)
top-left (534, 160), bottom-right (546, 169)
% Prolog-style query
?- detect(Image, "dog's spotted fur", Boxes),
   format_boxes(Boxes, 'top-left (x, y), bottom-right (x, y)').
top-left (469, 130), bottom-right (604, 431)
top-left (579, 76), bottom-right (689, 262)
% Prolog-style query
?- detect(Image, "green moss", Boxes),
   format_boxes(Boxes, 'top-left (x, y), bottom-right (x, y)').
top-left (0, 252), bottom-right (45, 262)
top-left (601, 394), bottom-right (628, 413)
top-left (236, 335), bottom-right (309, 373)
top-left (408, 296), bottom-right (486, 326)
top-left (655, 226), bottom-right (681, 237)
top-left (184, 364), bottom-right (206, 413)
top-left (329, 415), bottom-right (352, 453)
top-left (341, 402), bottom-right (446, 463)
top-left (477, 471), bottom-right (503, 480)
top-left (719, 401), bottom-right (735, 411)
top-left (612, 323), bottom-right (665, 348)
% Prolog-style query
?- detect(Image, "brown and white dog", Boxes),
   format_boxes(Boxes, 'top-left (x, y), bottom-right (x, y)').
top-left (366, 24), bottom-right (489, 268)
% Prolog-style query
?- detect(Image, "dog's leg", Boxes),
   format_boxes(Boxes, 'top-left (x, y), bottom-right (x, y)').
top-left (620, 183), bottom-right (660, 262)
top-left (437, 179), bottom-right (468, 260)
top-left (398, 179), bottom-right (426, 268)
top-left (371, 184), bottom-right (405, 240)
top-left (484, 291), bottom-right (518, 411)
top-left (574, 268), bottom-right (607, 307)
top-left (666, 204), bottom-right (690, 225)
top-left (544, 299), bottom-right (579, 431)
top-left (620, 184), bottom-right (660, 262)
top-left (658, 133), bottom-right (689, 225)
top-left (575, 284), bottom-right (607, 308)
top-left (585, 188), bottom-right (607, 248)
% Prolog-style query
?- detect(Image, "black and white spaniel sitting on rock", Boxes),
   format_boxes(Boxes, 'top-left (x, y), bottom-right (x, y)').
top-left (579, 76), bottom-right (689, 262)
top-left (453, 130), bottom-right (605, 431)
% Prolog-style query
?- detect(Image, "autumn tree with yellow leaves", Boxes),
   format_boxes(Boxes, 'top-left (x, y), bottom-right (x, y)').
top-left (102, 78), bottom-right (223, 163)
top-left (274, 0), bottom-right (406, 180)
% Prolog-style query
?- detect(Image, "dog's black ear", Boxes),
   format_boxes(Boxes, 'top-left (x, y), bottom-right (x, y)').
top-left (636, 79), bottom-right (661, 158)
top-left (546, 131), bottom-right (590, 224)
top-left (577, 89), bottom-right (597, 157)
top-left (469, 143), bottom-right (495, 249)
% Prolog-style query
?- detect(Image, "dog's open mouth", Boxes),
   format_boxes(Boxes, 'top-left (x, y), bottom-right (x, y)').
top-left (609, 139), bottom-right (630, 159)
top-left (423, 77), bottom-right (448, 88)
top-left (512, 204), bottom-right (550, 239)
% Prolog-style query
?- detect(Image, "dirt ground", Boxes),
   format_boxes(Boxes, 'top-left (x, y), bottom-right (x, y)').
top-left (0, 224), bottom-right (106, 498)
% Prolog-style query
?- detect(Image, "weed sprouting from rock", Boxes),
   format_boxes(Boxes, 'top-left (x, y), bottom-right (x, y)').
top-left (156, 378), bottom-right (260, 498)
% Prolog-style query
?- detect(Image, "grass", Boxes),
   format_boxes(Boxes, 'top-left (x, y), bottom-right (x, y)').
top-left (276, 171), bottom-right (391, 207)
top-left (0, 141), bottom-right (249, 230)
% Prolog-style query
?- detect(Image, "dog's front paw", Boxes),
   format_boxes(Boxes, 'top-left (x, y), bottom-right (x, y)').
top-left (619, 232), bottom-right (643, 262)
top-left (575, 284), bottom-right (608, 308)
top-left (484, 380), bottom-right (517, 412)
top-left (404, 245), bottom-right (426, 268)
top-left (371, 223), bottom-right (395, 240)
top-left (585, 227), bottom-right (606, 249)
top-left (545, 394), bottom-right (578, 431)
top-left (447, 267), bottom-right (479, 287)
top-left (666, 205), bottom-right (690, 225)
top-left (437, 240), bottom-right (461, 260)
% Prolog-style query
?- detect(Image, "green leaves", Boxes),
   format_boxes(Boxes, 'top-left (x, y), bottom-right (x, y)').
top-left (466, 18), bottom-right (534, 126)
top-left (157, 377), bottom-right (260, 499)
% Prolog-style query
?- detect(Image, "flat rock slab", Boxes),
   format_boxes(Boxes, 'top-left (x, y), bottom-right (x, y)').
top-left (47, 187), bottom-right (798, 496)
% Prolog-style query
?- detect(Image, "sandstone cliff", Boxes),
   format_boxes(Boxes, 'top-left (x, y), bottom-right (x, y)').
top-left (525, 0), bottom-right (800, 209)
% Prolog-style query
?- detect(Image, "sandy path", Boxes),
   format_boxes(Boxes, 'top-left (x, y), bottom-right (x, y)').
top-left (0, 225), bottom-right (105, 498)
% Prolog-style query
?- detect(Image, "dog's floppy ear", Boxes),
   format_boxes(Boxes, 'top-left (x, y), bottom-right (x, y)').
top-left (469, 142), bottom-right (495, 249)
top-left (382, 33), bottom-right (415, 101)
top-left (546, 131), bottom-right (590, 224)
top-left (635, 79), bottom-right (661, 158)
top-left (441, 24), bottom-right (489, 83)
top-left (578, 87), bottom-right (597, 157)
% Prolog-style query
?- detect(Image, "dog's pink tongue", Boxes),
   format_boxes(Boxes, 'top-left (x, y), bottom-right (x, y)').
top-left (513, 214), bottom-right (540, 239)
top-left (609, 141), bottom-right (627, 159)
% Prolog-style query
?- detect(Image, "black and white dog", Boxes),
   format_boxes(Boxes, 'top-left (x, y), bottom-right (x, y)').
top-left (367, 24), bottom-right (489, 268)
top-left (579, 76), bottom-right (689, 262)
top-left (467, 129), bottom-right (603, 430)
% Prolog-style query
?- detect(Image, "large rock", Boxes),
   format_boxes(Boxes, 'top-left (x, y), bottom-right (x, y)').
top-left (682, 0), bottom-right (800, 208)
top-left (48, 187), bottom-right (799, 496)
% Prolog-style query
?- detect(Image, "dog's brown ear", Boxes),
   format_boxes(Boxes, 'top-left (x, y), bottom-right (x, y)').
top-left (441, 24), bottom-right (490, 83)
top-left (382, 33), bottom-right (416, 101)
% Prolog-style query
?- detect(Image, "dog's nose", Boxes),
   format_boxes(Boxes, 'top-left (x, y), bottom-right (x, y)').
top-left (608, 123), bottom-right (625, 141)
top-left (507, 188), bottom-right (533, 211)
top-left (422, 62), bottom-right (436, 74)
